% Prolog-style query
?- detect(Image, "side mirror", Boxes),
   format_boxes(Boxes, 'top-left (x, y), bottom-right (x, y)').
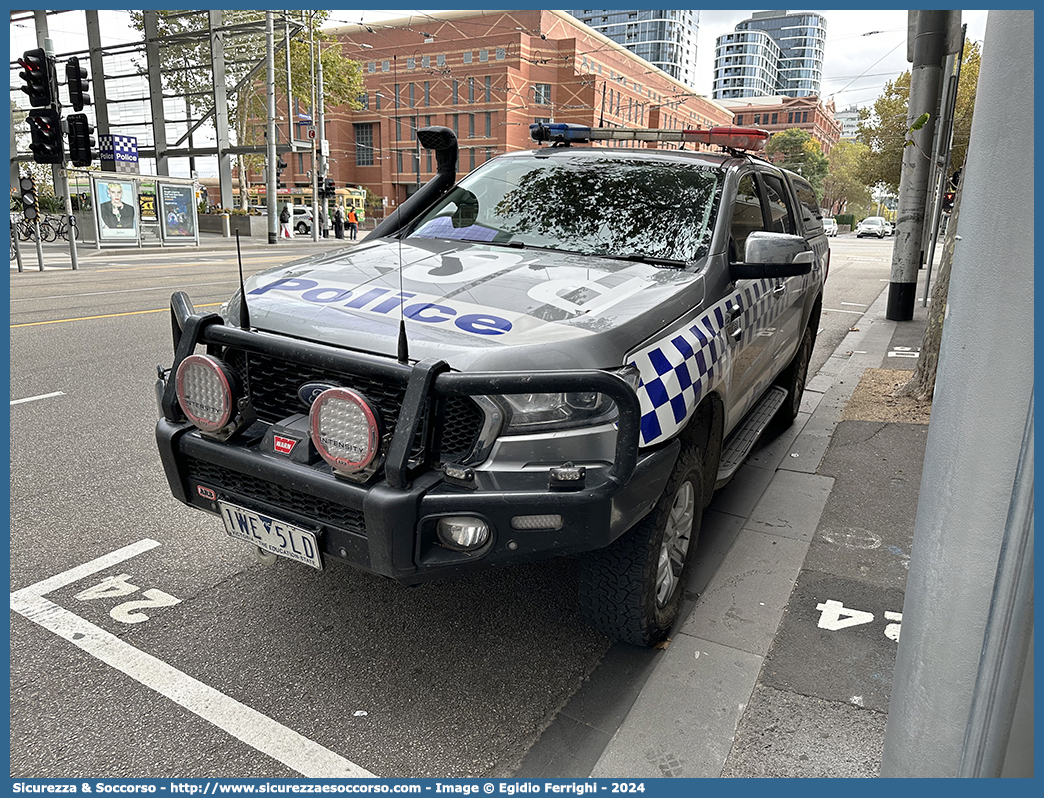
top-left (731, 231), bottom-right (814, 280)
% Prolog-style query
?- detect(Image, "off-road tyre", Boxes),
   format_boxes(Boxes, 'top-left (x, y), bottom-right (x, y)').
top-left (577, 445), bottom-right (703, 646)
top-left (774, 326), bottom-right (813, 430)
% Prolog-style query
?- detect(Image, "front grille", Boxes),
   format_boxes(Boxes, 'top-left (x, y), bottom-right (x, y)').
top-left (186, 458), bottom-right (367, 536)
top-left (224, 349), bottom-right (484, 462)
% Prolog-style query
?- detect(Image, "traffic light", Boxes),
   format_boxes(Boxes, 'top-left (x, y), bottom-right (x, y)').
top-left (28, 108), bottom-right (64, 164)
top-left (942, 190), bottom-right (955, 212)
top-left (18, 176), bottom-right (38, 222)
top-left (324, 178), bottom-right (335, 198)
top-left (66, 56), bottom-right (91, 112)
top-left (18, 48), bottom-right (56, 108)
top-left (67, 112), bottom-right (95, 167)
top-left (276, 156), bottom-right (287, 189)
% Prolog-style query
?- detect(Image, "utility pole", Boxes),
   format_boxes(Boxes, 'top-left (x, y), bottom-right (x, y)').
top-left (266, 12), bottom-right (278, 244)
top-left (886, 10), bottom-right (958, 320)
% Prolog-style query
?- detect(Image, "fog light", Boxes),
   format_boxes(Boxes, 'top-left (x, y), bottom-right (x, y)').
top-left (510, 514), bottom-right (563, 531)
top-left (436, 516), bottom-right (490, 551)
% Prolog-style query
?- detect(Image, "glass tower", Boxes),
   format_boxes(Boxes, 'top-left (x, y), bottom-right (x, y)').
top-left (569, 9), bottom-right (700, 88)
top-left (713, 10), bottom-right (826, 99)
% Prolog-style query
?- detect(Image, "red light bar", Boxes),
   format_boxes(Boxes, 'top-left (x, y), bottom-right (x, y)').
top-left (530, 123), bottom-right (770, 152)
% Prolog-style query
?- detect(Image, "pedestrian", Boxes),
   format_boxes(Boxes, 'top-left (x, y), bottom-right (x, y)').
top-left (279, 204), bottom-right (292, 239)
top-left (334, 205), bottom-right (345, 239)
top-left (319, 206), bottom-right (328, 239)
top-left (347, 207), bottom-right (358, 241)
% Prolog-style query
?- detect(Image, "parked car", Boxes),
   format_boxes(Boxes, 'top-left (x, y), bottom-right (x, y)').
top-left (155, 122), bottom-right (828, 647)
top-left (883, 220), bottom-right (893, 236)
top-left (292, 206), bottom-right (313, 235)
top-left (823, 217), bottom-right (838, 237)
top-left (856, 216), bottom-right (887, 238)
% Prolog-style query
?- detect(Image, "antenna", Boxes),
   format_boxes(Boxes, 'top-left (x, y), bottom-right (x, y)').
top-left (236, 230), bottom-right (250, 330)
top-left (394, 53), bottom-right (409, 365)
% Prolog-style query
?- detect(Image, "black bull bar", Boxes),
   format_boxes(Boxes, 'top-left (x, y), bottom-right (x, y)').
top-left (161, 291), bottom-right (642, 491)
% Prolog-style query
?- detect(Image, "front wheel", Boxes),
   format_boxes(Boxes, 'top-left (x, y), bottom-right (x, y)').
top-left (296, 222), bottom-right (308, 235)
top-left (578, 446), bottom-right (703, 646)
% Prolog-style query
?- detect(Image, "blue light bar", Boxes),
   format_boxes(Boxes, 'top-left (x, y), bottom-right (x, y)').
top-left (529, 123), bottom-right (593, 143)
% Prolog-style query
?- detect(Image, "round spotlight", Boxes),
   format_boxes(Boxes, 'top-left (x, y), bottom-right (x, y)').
top-left (175, 354), bottom-right (236, 433)
top-left (309, 387), bottom-right (382, 473)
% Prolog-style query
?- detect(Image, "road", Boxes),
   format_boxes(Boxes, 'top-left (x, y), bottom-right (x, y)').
top-left (9, 232), bottom-right (895, 778)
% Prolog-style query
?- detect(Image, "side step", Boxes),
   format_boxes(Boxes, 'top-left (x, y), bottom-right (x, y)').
top-left (715, 385), bottom-right (787, 486)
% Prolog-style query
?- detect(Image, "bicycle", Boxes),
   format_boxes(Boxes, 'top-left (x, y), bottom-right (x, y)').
top-left (47, 214), bottom-right (80, 241)
top-left (15, 217), bottom-right (56, 243)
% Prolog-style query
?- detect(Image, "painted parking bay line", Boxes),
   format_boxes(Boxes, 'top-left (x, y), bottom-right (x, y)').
top-left (11, 538), bottom-right (376, 778)
top-left (11, 391), bottom-right (65, 406)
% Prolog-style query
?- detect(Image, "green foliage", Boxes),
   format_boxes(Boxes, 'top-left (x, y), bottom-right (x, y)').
top-left (764, 128), bottom-right (829, 194)
top-left (857, 40), bottom-right (981, 192)
top-left (836, 213), bottom-right (855, 228)
top-left (821, 139), bottom-right (871, 216)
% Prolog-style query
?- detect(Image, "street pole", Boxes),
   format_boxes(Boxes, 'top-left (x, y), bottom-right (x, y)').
top-left (317, 38), bottom-right (326, 241)
top-left (886, 10), bottom-right (952, 320)
top-left (266, 12), bottom-right (278, 244)
top-left (310, 16), bottom-right (319, 243)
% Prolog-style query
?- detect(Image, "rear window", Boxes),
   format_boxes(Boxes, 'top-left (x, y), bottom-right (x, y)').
top-left (790, 176), bottom-right (823, 235)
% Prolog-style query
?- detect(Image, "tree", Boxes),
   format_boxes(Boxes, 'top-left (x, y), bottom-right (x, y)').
top-left (858, 40), bottom-right (981, 194)
top-left (764, 128), bottom-right (829, 194)
top-left (895, 172), bottom-right (963, 401)
top-left (127, 11), bottom-right (364, 209)
top-left (820, 139), bottom-right (871, 216)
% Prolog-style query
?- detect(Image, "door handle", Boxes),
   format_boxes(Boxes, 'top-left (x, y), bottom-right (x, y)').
top-left (727, 305), bottom-right (743, 342)
top-left (773, 282), bottom-right (786, 296)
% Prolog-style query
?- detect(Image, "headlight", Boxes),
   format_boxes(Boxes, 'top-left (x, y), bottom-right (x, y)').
top-left (499, 365), bottom-right (640, 434)
top-left (175, 354), bottom-right (237, 433)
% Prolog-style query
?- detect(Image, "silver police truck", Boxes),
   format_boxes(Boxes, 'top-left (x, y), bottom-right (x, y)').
top-left (156, 123), bottom-right (828, 646)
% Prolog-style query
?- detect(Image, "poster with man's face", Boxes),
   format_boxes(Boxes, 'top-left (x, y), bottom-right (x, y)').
top-left (94, 178), bottom-right (138, 240)
top-left (159, 184), bottom-right (196, 240)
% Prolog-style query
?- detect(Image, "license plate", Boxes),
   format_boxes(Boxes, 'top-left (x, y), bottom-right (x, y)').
top-left (219, 501), bottom-right (323, 570)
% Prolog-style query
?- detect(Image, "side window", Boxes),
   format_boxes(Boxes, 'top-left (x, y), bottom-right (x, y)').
top-left (760, 173), bottom-right (795, 234)
top-left (729, 174), bottom-right (765, 261)
top-left (791, 176), bottom-right (824, 235)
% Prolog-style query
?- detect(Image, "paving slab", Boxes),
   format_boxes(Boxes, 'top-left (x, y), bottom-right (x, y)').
top-left (590, 635), bottom-right (762, 778)
top-left (744, 470), bottom-right (835, 543)
top-left (679, 528), bottom-right (812, 656)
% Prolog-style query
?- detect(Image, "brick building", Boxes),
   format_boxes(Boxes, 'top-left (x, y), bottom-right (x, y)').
top-left (716, 94), bottom-right (843, 155)
top-left (310, 10), bottom-right (733, 213)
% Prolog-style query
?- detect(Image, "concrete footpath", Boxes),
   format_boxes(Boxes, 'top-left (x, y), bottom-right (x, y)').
top-left (519, 277), bottom-right (933, 779)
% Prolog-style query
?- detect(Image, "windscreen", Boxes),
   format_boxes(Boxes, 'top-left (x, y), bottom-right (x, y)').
top-left (405, 153), bottom-right (724, 263)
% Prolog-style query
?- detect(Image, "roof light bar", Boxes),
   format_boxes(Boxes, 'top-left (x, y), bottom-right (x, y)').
top-left (529, 123), bottom-right (769, 152)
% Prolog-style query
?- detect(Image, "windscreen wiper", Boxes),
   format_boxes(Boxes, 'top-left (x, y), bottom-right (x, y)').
top-left (598, 252), bottom-right (690, 268)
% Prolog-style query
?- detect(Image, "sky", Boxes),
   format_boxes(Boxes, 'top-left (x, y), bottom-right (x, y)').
top-left (336, 8), bottom-right (990, 109)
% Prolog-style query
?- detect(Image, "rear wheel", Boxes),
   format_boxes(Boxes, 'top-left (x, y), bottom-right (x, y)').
top-left (578, 446), bottom-right (703, 646)
top-left (296, 222), bottom-right (308, 235)
top-left (774, 326), bottom-right (813, 429)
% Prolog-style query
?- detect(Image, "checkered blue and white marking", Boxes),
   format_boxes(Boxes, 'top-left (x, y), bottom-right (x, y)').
top-left (628, 273), bottom-right (812, 447)
top-left (99, 134), bottom-right (139, 174)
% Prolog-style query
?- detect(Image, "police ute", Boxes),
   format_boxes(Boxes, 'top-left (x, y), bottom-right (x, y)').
top-left (155, 123), bottom-right (828, 646)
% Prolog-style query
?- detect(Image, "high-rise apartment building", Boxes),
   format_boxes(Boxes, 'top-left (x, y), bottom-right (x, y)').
top-left (568, 9), bottom-right (699, 87)
top-left (713, 10), bottom-right (826, 100)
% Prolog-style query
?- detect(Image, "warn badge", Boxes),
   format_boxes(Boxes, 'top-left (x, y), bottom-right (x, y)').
top-left (273, 435), bottom-right (298, 455)
top-left (197, 485), bottom-right (217, 501)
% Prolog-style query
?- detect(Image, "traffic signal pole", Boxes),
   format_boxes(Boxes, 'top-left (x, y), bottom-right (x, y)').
top-left (886, 11), bottom-right (953, 320)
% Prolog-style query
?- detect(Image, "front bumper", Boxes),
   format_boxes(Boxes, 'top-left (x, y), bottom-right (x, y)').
top-left (155, 293), bottom-right (677, 585)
